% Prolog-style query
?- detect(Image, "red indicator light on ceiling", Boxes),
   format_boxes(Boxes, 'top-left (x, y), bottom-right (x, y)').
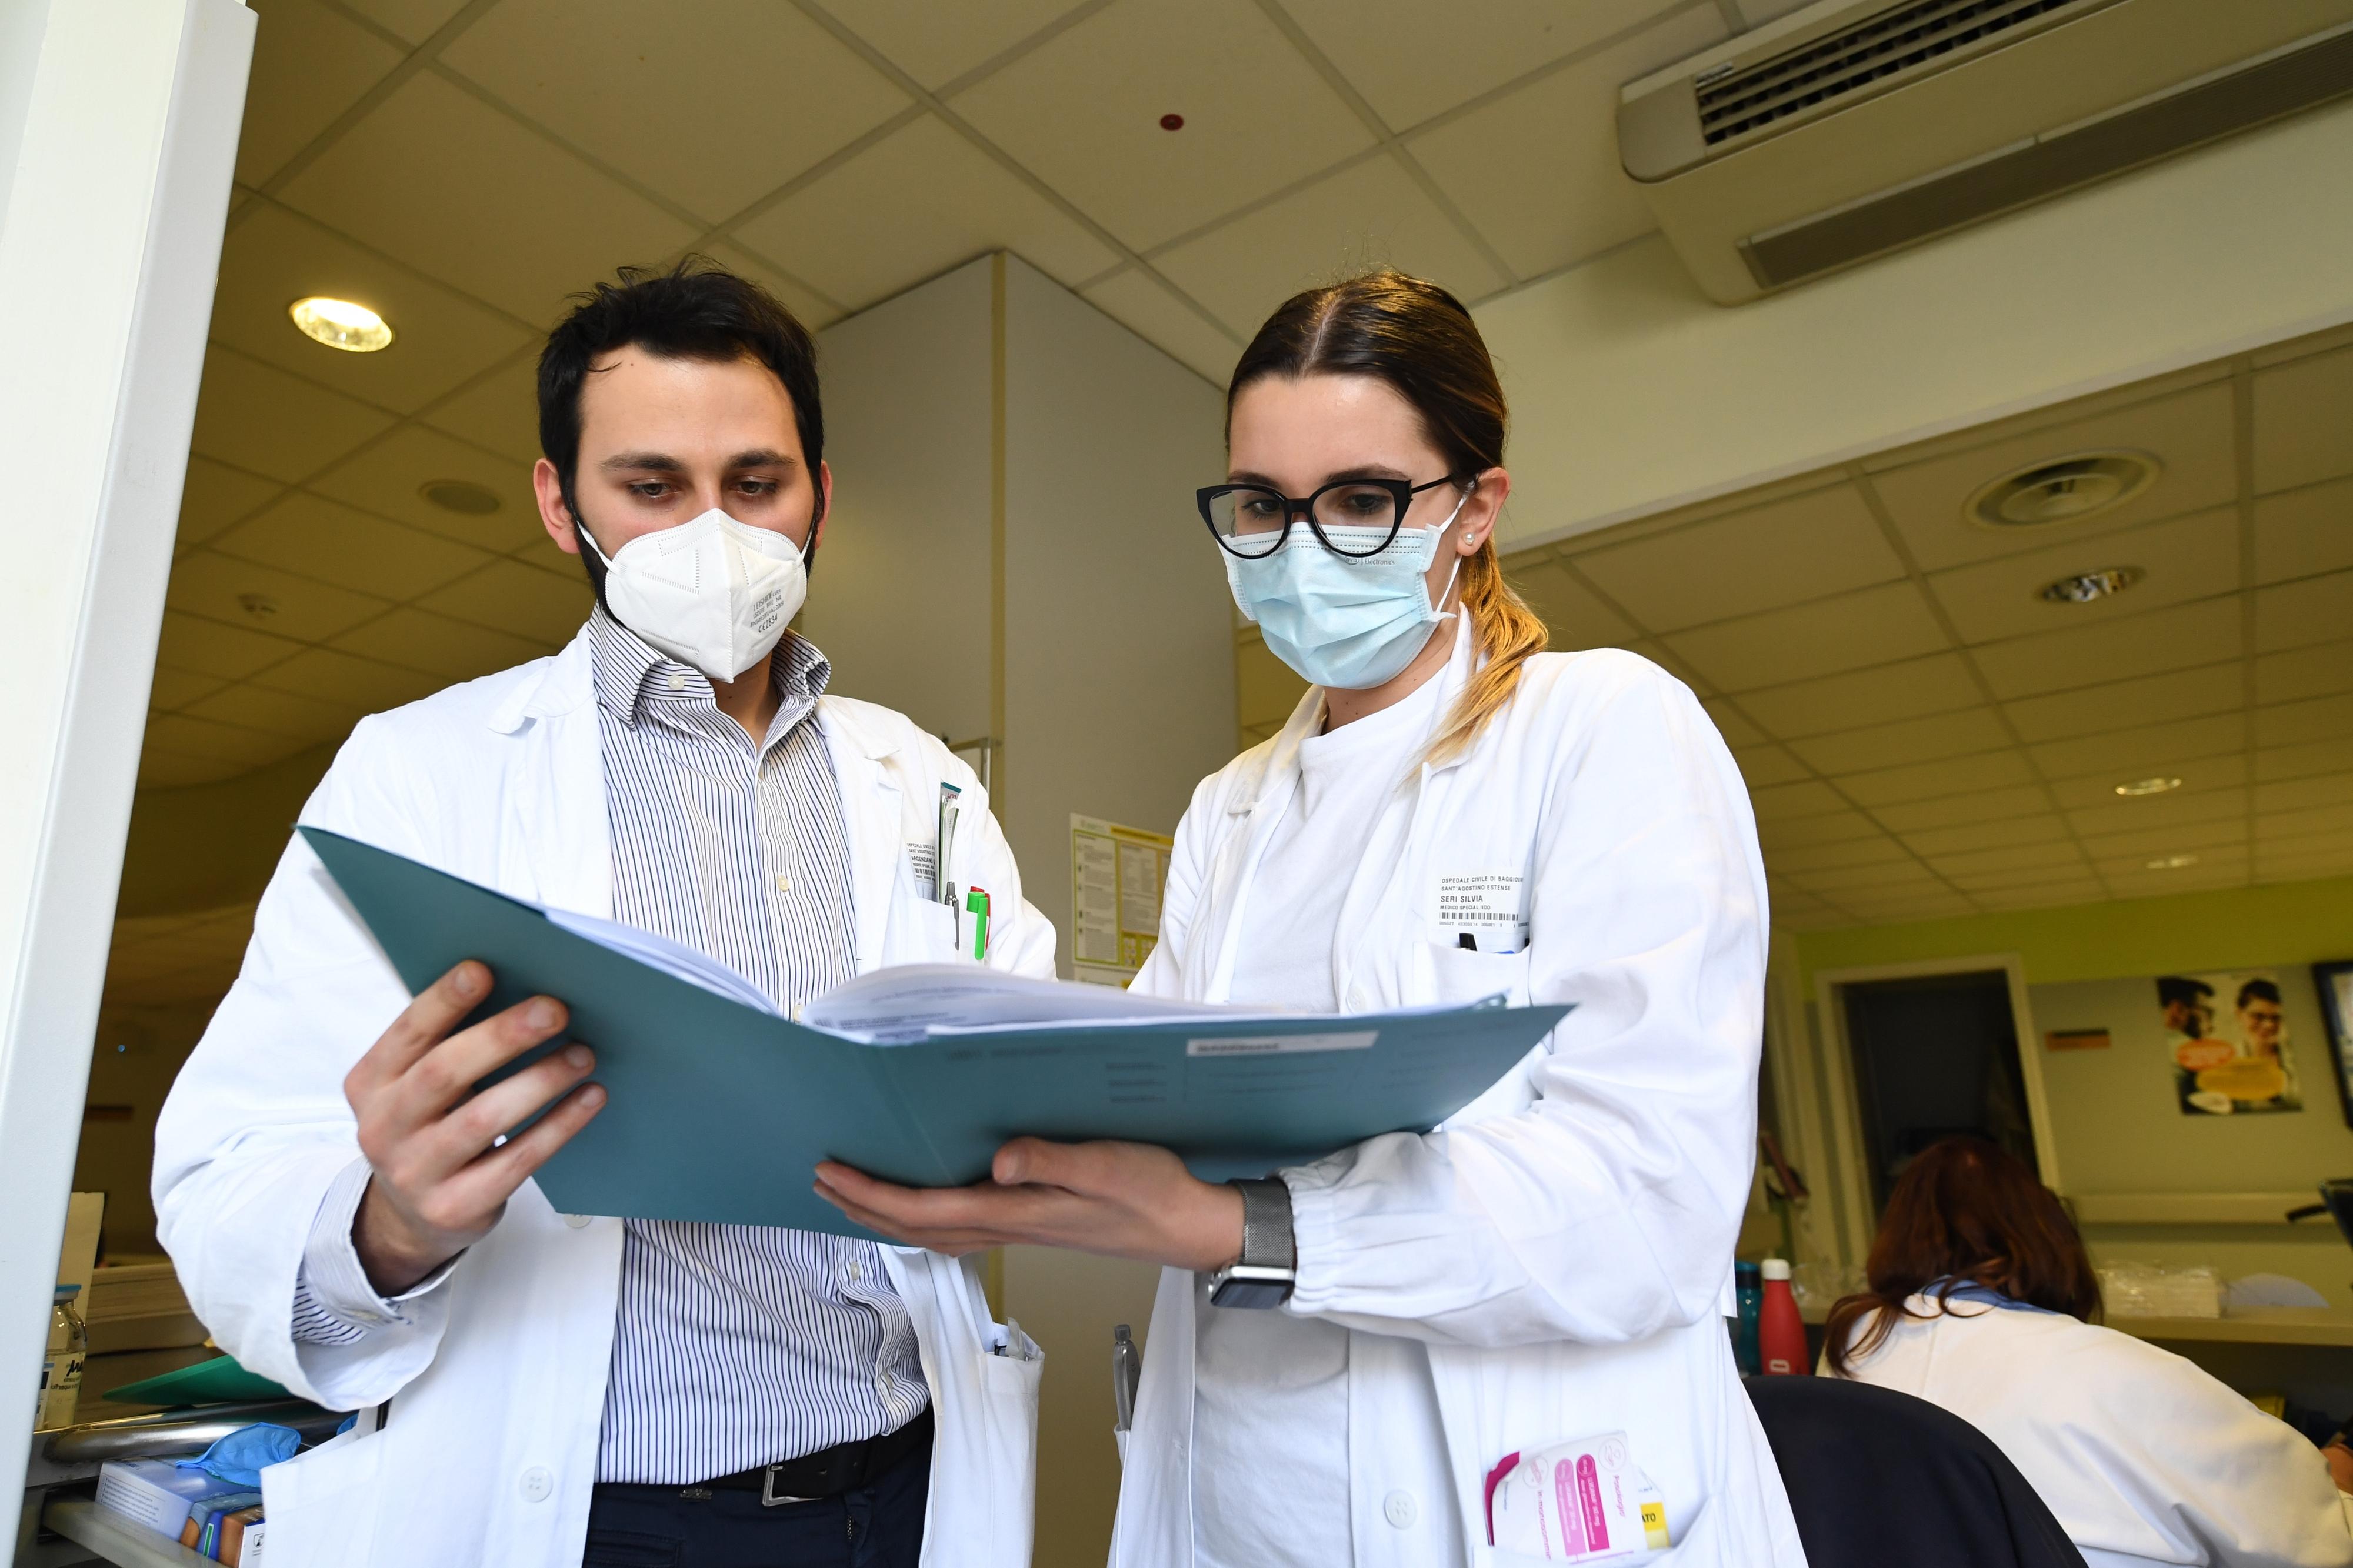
top-left (1159, 112), bottom-right (1184, 131)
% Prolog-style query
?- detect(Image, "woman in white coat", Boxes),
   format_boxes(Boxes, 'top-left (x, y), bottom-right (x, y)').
top-left (816, 270), bottom-right (1805, 1566)
top-left (1824, 1137), bottom-right (2352, 1568)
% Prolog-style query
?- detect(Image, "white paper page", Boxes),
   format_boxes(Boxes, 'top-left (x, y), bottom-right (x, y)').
top-left (800, 964), bottom-right (1274, 1043)
top-left (542, 907), bottom-right (782, 1016)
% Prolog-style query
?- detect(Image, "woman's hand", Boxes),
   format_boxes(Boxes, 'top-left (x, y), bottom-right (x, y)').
top-left (814, 1138), bottom-right (1245, 1271)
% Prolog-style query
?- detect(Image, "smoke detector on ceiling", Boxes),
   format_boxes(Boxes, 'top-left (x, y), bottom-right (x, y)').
top-left (420, 479), bottom-right (502, 515)
top-left (1968, 451), bottom-right (2159, 530)
top-left (2039, 566), bottom-right (2143, 604)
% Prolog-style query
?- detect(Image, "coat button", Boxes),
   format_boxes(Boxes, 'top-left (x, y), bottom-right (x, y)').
top-left (1383, 1490), bottom-right (1417, 1529)
top-left (562, 1213), bottom-right (592, 1229)
top-left (1347, 986), bottom-right (1371, 1012)
top-left (518, 1466), bottom-right (553, 1502)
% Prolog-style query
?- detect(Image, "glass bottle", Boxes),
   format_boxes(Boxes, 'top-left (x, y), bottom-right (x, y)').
top-left (38, 1284), bottom-right (85, 1430)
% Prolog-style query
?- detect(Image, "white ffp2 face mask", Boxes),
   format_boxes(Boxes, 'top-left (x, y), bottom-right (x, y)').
top-left (577, 508), bottom-right (808, 679)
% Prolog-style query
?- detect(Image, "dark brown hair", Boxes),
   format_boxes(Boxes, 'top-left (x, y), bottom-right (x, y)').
top-left (1228, 270), bottom-right (1545, 761)
top-left (1824, 1136), bottom-right (2101, 1376)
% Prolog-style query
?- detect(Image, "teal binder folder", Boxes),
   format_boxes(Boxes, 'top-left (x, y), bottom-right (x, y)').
top-left (301, 827), bottom-right (1569, 1239)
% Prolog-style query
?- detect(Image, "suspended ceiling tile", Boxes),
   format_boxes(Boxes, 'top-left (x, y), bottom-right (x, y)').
top-left (2256, 769), bottom-right (2353, 815)
top-left (1735, 653), bottom-right (1984, 739)
top-left (1787, 860), bottom-right (1945, 895)
top-left (153, 609), bottom-right (307, 682)
top-left (734, 117), bottom-right (1118, 311)
top-left (1572, 482), bottom-right (1898, 635)
top-left (249, 647), bottom-right (450, 714)
top-left (2257, 824), bottom-right (2353, 859)
top-left (1784, 706), bottom-right (2011, 777)
top-left (831, 0), bottom-right (1090, 89)
top-left (1867, 382), bottom-right (2237, 573)
top-left (1753, 809), bottom-right (1885, 848)
top-left (1762, 835), bottom-right (1912, 875)
top-left (1080, 268), bottom-right (1242, 387)
top-left (419, 353), bottom-right (544, 466)
top-left (1835, 892), bottom-right (1979, 923)
top-left (2256, 638), bottom-right (2353, 706)
top-left (2256, 849), bottom-right (2353, 885)
top-left (1732, 745), bottom-right (1811, 789)
top-left (2095, 860), bottom-right (2250, 897)
top-left (166, 552), bottom-right (395, 644)
top-left (2256, 803), bottom-right (2353, 843)
top-left (235, 0), bottom-right (406, 187)
top-left (1405, 6), bottom-right (1725, 279)
top-left (182, 682), bottom-right (371, 745)
top-left (188, 345), bottom-right (398, 485)
top-left (1748, 779), bottom-right (1848, 823)
top-left (1925, 842), bottom-right (2088, 879)
top-left (1970, 594), bottom-right (2241, 700)
top-left (143, 712), bottom-right (314, 771)
top-left (1924, 506), bottom-right (2240, 647)
top-left (416, 559), bottom-right (594, 646)
top-left (1504, 558), bottom-right (1642, 649)
top-left (2075, 818), bottom-right (2249, 862)
top-left (2045, 753), bottom-right (2247, 810)
top-left (1899, 814), bottom-right (2074, 859)
top-left (177, 457), bottom-right (286, 548)
top-left (2065, 785), bottom-right (2249, 840)
top-left (1971, 881), bottom-right (2109, 912)
top-left (2252, 476), bottom-right (2353, 585)
top-left (1699, 698), bottom-right (1766, 749)
top-left (209, 202), bottom-right (535, 416)
top-left (1285, 0), bottom-right (1679, 129)
top-left (2255, 691), bottom-right (2353, 748)
top-left (950, 0), bottom-right (1375, 253)
top-left (2252, 569), bottom-right (2353, 655)
top-left (1154, 154), bottom-right (1509, 338)
top-left (330, 605), bottom-right (559, 679)
top-left (310, 424), bottom-right (547, 552)
top-left (1629, 639), bottom-right (1709, 691)
top-left (2255, 736), bottom-right (2353, 782)
top-left (2002, 659), bottom-right (2244, 745)
top-left (2253, 342), bottom-right (2353, 495)
top-left (1871, 783), bottom-right (2051, 833)
top-left (705, 243), bottom-right (841, 332)
top-left (2025, 713), bottom-right (2246, 783)
top-left (146, 667), bottom-right (231, 712)
top-left (136, 746), bottom-right (240, 789)
top-left (210, 492), bottom-right (496, 601)
top-left (1835, 746), bottom-right (2036, 809)
top-left (1944, 859), bottom-right (2111, 893)
top-left (276, 72), bottom-right (701, 327)
top-left (1659, 581), bottom-right (1947, 693)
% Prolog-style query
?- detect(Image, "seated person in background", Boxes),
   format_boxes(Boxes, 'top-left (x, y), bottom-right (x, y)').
top-left (1825, 1137), bottom-right (2352, 1568)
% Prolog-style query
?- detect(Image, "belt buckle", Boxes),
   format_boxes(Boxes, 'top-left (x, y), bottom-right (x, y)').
top-left (760, 1466), bottom-right (816, 1509)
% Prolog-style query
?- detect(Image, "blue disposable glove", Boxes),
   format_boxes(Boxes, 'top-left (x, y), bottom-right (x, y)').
top-left (176, 1423), bottom-right (302, 1488)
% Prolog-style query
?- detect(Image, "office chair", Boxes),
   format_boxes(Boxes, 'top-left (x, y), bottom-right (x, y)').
top-left (1745, 1376), bottom-right (2088, 1568)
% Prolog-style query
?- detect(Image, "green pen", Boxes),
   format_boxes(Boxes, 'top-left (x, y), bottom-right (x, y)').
top-left (966, 886), bottom-right (991, 960)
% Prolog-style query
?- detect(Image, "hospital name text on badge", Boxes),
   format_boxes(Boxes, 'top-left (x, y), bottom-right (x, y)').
top-left (1432, 870), bottom-right (1528, 954)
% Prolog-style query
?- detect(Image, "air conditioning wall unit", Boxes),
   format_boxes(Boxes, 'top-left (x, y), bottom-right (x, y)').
top-left (1619, 0), bottom-right (2353, 305)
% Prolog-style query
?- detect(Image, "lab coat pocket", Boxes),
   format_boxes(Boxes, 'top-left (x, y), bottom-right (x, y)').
top-left (888, 896), bottom-right (976, 966)
top-left (1428, 944), bottom-right (1528, 1007)
top-left (259, 1424), bottom-right (386, 1562)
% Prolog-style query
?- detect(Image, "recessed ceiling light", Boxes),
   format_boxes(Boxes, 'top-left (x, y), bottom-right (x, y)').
top-left (288, 296), bottom-right (393, 353)
top-left (2145, 852), bottom-right (2200, 870)
top-left (2039, 565), bottom-right (2143, 604)
top-left (1967, 451), bottom-right (2158, 529)
top-left (419, 479), bottom-right (501, 515)
top-left (2115, 776), bottom-right (2182, 796)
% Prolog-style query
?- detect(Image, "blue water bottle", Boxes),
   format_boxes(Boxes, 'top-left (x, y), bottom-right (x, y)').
top-left (1732, 1260), bottom-right (1763, 1376)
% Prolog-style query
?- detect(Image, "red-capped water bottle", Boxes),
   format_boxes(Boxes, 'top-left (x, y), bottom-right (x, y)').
top-left (1758, 1258), bottom-right (1809, 1376)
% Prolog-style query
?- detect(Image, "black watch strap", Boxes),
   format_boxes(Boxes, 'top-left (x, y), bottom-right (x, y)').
top-left (1208, 1177), bottom-right (1296, 1309)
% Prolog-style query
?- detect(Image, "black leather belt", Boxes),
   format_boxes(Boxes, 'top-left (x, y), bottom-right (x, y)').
top-left (702, 1407), bottom-right (933, 1507)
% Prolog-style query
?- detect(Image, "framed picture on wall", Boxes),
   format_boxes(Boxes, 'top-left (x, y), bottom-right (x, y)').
top-left (2315, 961), bottom-right (2353, 1132)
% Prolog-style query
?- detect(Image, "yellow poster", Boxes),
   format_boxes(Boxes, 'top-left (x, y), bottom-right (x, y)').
top-left (1071, 815), bottom-right (1173, 988)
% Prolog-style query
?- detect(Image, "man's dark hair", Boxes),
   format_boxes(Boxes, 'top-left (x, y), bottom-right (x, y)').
top-left (2238, 978), bottom-right (2281, 1009)
top-left (2157, 976), bottom-right (2214, 1009)
top-left (537, 259), bottom-right (825, 568)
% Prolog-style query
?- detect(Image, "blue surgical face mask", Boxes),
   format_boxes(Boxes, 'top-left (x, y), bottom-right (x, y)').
top-left (1225, 495), bottom-right (1469, 690)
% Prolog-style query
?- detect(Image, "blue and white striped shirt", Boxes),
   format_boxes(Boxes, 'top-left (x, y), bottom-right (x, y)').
top-left (292, 610), bottom-right (928, 1484)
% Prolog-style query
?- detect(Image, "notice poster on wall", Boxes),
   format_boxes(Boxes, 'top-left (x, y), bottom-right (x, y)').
top-left (2315, 962), bottom-right (2353, 1130)
top-left (1071, 815), bottom-right (1174, 989)
top-left (2157, 970), bottom-right (2301, 1116)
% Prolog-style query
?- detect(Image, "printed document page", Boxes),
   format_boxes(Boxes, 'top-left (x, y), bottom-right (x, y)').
top-left (801, 964), bottom-right (1266, 1042)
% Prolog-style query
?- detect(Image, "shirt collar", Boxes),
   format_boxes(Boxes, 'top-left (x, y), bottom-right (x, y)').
top-left (587, 607), bottom-right (831, 729)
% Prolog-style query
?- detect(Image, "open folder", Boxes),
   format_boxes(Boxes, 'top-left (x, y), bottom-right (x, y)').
top-left (301, 827), bottom-right (1571, 1240)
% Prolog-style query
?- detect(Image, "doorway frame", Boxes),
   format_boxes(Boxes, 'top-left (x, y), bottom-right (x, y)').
top-left (1812, 953), bottom-right (2060, 1265)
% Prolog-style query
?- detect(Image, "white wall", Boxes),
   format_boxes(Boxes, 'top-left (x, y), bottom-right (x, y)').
top-left (1481, 97), bottom-right (2353, 551)
top-left (0, 0), bottom-right (252, 1539)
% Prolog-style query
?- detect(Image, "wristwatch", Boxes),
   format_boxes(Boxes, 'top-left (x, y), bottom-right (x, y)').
top-left (1206, 1177), bottom-right (1296, 1309)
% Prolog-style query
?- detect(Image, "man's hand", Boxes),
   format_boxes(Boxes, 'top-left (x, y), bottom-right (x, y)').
top-left (813, 1138), bottom-right (1243, 1272)
top-left (345, 960), bottom-right (604, 1295)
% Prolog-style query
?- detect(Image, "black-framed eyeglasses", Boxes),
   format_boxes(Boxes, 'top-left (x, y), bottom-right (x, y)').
top-left (1196, 475), bottom-right (1467, 559)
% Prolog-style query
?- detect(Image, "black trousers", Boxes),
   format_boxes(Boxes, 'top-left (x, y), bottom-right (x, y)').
top-left (582, 1439), bottom-right (929, 1568)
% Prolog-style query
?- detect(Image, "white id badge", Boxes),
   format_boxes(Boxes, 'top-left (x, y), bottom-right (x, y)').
top-left (1485, 1430), bottom-right (1671, 1562)
top-left (1432, 869), bottom-right (1528, 953)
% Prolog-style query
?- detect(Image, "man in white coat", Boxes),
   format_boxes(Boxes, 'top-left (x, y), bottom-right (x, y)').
top-left (154, 262), bottom-right (1052, 1568)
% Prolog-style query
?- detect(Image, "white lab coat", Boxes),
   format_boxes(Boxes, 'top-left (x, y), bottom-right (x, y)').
top-left (152, 627), bottom-right (1055, 1568)
top-left (1115, 625), bottom-right (1806, 1568)
top-left (1830, 1295), bottom-right (2353, 1568)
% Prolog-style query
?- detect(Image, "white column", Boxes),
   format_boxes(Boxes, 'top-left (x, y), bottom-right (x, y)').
top-left (0, 0), bottom-right (252, 1534)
